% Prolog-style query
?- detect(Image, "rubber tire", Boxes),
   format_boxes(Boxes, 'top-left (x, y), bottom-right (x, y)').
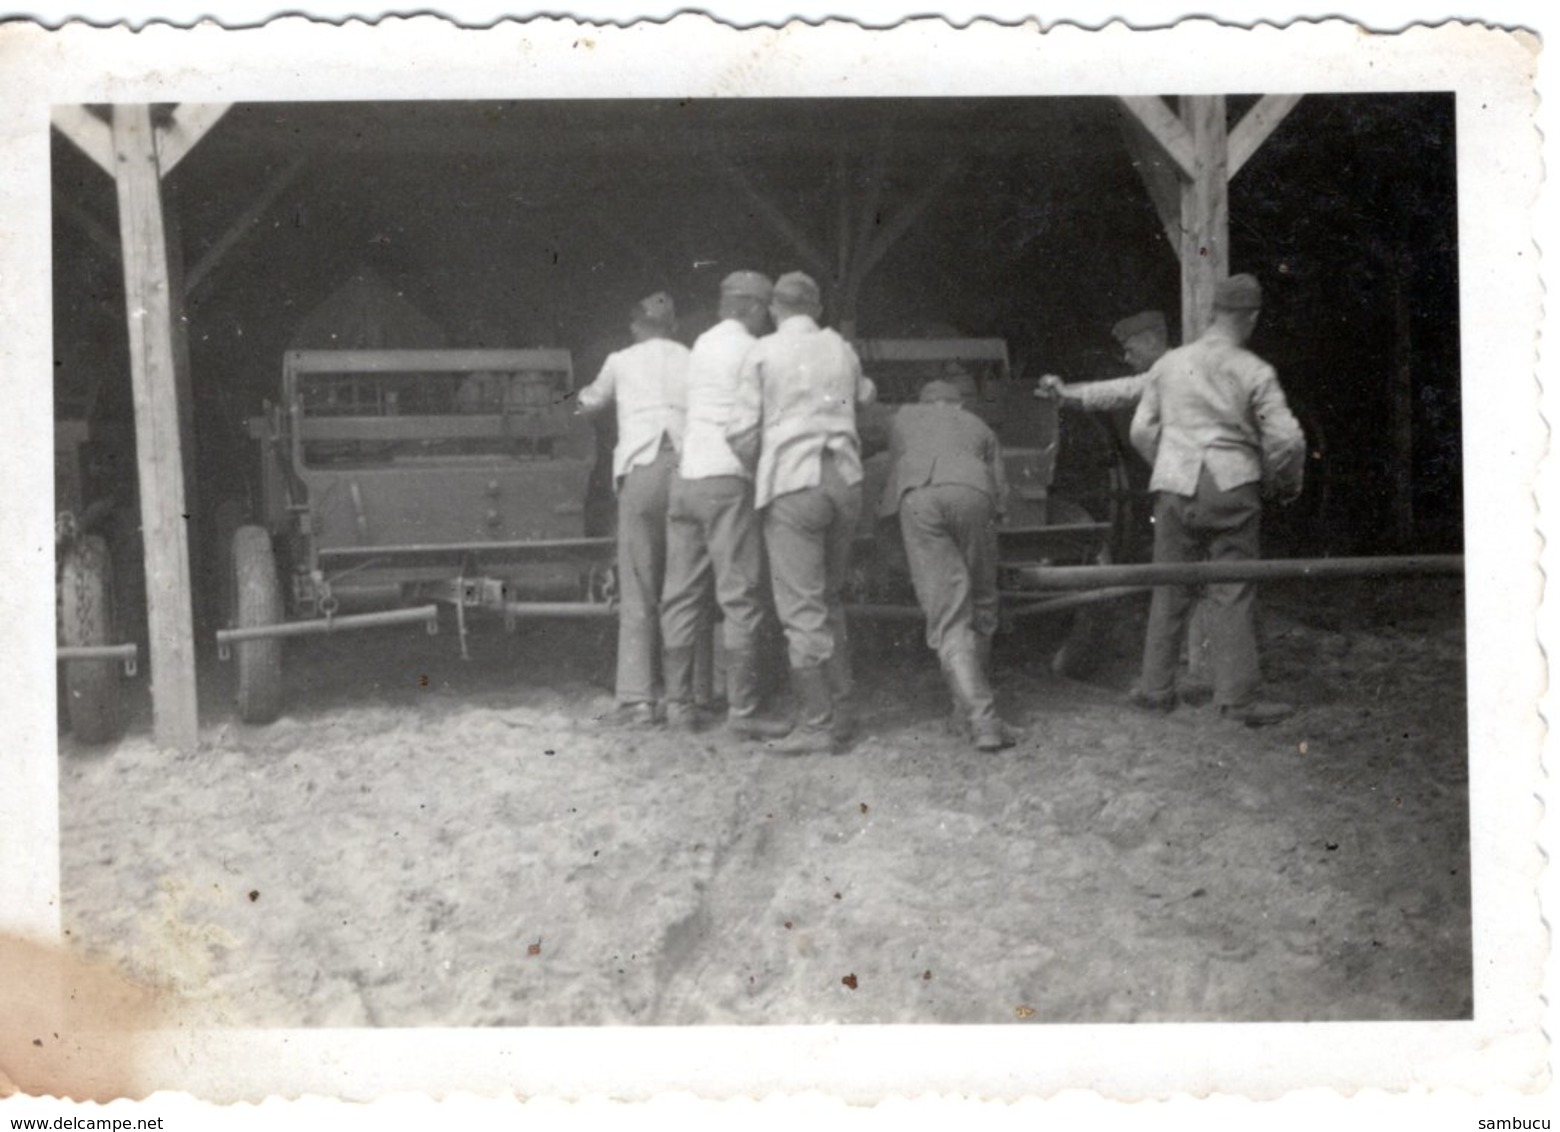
top-left (233, 525), bottom-right (284, 724)
top-left (58, 534), bottom-right (123, 743)
top-left (211, 497), bottom-right (249, 632)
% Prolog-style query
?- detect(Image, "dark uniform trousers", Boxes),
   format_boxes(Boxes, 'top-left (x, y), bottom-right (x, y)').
top-left (899, 483), bottom-right (1000, 659)
top-left (1140, 468), bottom-right (1262, 709)
top-left (615, 447), bottom-right (714, 705)
top-left (763, 452), bottom-right (861, 670)
top-left (660, 473), bottom-right (766, 655)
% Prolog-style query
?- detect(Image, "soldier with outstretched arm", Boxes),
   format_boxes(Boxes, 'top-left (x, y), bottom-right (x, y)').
top-left (1036, 309), bottom-right (1170, 411)
top-left (1036, 308), bottom-right (1216, 701)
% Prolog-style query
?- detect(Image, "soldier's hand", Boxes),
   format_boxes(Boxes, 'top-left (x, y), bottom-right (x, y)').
top-left (1034, 374), bottom-right (1066, 399)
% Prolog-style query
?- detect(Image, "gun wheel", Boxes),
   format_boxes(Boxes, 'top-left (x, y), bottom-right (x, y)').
top-left (233, 525), bottom-right (284, 724)
top-left (58, 534), bottom-right (123, 744)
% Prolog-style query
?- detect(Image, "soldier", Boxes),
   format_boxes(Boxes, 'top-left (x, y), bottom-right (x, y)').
top-left (726, 271), bottom-right (876, 755)
top-left (1037, 309), bottom-right (1214, 700)
top-left (1039, 309), bottom-right (1170, 410)
top-left (1129, 274), bottom-right (1305, 726)
top-left (576, 291), bottom-right (692, 726)
top-left (659, 271), bottom-right (791, 738)
top-left (879, 377), bottom-right (1016, 752)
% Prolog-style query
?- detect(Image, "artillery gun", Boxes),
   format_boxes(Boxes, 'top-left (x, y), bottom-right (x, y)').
top-left (219, 348), bottom-right (613, 723)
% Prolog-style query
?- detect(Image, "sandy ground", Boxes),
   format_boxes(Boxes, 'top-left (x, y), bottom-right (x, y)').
top-left (56, 578), bottom-right (1470, 1027)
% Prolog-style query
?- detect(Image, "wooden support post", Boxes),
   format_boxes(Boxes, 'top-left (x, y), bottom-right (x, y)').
top-left (1178, 95), bottom-right (1229, 343)
top-left (1118, 94), bottom-right (1300, 341)
top-left (111, 103), bottom-right (199, 752)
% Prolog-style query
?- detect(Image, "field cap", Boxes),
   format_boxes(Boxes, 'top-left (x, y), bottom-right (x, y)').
top-left (1213, 274), bottom-right (1263, 311)
top-left (1111, 310), bottom-right (1167, 345)
top-left (771, 271), bottom-right (822, 311)
top-left (633, 291), bottom-right (677, 330)
top-left (919, 379), bottom-right (964, 404)
top-left (720, 271), bottom-right (773, 302)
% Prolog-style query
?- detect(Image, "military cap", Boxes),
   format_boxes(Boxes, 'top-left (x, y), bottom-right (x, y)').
top-left (720, 271), bottom-right (773, 302)
top-left (1111, 310), bottom-right (1168, 345)
top-left (771, 271), bottom-right (822, 311)
top-left (1213, 274), bottom-right (1263, 311)
top-left (632, 291), bottom-right (677, 329)
top-left (919, 379), bottom-right (965, 404)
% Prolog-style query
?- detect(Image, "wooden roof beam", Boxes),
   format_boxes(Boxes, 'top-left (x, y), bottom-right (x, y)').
top-left (1115, 96), bottom-right (1194, 181)
top-left (55, 102), bottom-right (232, 181)
top-left (52, 187), bottom-right (119, 261)
top-left (1117, 107), bottom-right (1184, 253)
top-left (848, 158), bottom-right (961, 292)
top-left (51, 105), bottom-right (114, 176)
top-left (155, 102), bottom-right (232, 175)
top-left (848, 144), bottom-right (888, 280)
top-left (1228, 93), bottom-right (1302, 179)
top-left (185, 154), bottom-right (308, 295)
top-left (716, 157), bottom-right (832, 282)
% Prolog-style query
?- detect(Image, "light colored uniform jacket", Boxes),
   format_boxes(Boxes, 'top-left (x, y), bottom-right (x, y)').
top-left (725, 315), bottom-right (877, 510)
top-left (1130, 326), bottom-right (1305, 502)
top-left (576, 337), bottom-right (691, 485)
top-left (679, 318), bottom-right (756, 481)
top-left (1067, 373), bottom-right (1148, 413)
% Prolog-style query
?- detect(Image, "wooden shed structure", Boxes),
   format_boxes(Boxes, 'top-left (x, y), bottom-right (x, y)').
top-left (50, 94), bottom-right (1459, 751)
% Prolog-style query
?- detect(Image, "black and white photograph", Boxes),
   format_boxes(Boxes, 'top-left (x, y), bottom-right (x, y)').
top-left (0, 12), bottom-right (1547, 1109)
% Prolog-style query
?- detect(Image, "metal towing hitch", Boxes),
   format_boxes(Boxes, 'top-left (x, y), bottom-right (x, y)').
top-left (216, 604), bottom-right (441, 661)
top-left (56, 642), bottom-right (140, 677)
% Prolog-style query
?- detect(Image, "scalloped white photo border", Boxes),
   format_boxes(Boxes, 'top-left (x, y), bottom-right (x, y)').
top-left (0, 13), bottom-right (1545, 1106)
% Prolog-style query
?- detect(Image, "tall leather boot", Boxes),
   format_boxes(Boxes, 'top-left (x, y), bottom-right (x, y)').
top-left (825, 648), bottom-right (855, 744)
top-left (975, 631), bottom-right (1020, 748)
top-left (766, 664), bottom-right (835, 755)
top-left (662, 645), bottom-right (703, 731)
top-left (943, 647), bottom-right (1013, 753)
top-left (725, 645), bottom-right (792, 740)
top-left (693, 620), bottom-right (721, 715)
top-left (946, 632), bottom-right (997, 739)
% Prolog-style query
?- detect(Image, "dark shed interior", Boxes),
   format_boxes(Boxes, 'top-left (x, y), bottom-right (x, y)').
top-left (52, 93), bottom-right (1461, 571)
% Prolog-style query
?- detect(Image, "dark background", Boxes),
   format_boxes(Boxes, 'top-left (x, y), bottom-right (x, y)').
top-left (51, 93), bottom-right (1461, 569)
